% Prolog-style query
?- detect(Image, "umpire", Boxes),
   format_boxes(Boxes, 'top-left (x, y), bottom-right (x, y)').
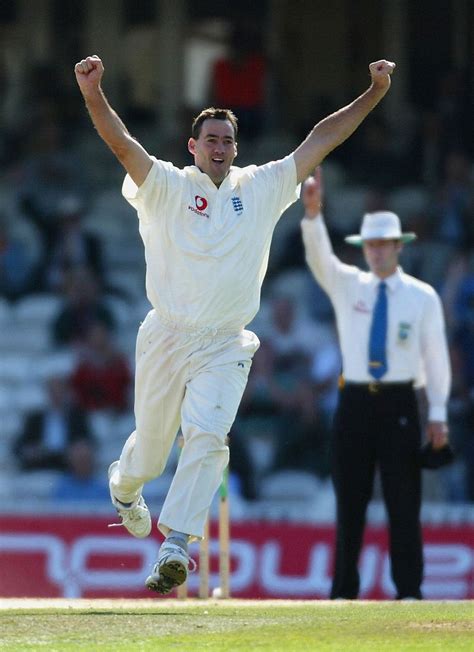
top-left (300, 169), bottom-right (451, 600)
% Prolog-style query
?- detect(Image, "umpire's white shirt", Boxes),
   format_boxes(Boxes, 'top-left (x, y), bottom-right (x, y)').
top-left (301, 216), bottom-right (451, 422)
top-left (123, 155), bottom-right (299, 331)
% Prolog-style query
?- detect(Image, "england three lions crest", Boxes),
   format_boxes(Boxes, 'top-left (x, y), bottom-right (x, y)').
top-left (231, 196), bottom-right (244, 216)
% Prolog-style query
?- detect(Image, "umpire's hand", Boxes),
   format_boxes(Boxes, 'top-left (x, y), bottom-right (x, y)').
top-left (427, 421), bottom-right (449, 450)
top-left (301, 167), bottom-right (323, 219)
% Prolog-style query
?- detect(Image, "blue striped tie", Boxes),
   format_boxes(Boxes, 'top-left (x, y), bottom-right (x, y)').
top-left (368, 281), bottom-right (388, 379)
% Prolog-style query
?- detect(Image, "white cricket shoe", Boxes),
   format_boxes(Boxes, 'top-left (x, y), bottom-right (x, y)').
top-left (108, 461), bottom-right (152, 538)
top-left (145, 541), bottom-right (196, 595)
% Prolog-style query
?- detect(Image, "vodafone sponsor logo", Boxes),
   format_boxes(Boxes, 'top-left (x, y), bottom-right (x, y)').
top-left (188, 195), bottom-right (209, 218)
top-left (0, 518), bottom-right (473, 599)
top-left (195, 195), bottom-right (208, 211)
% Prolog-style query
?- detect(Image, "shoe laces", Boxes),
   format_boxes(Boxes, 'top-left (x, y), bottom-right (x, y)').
top-left (108, 498), bottom-right (148, 529)
top-left (157, 542), bottom-right (197, 573)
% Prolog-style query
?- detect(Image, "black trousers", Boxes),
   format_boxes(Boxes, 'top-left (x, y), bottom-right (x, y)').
top-left (330, 382), bottom-right (423, 600)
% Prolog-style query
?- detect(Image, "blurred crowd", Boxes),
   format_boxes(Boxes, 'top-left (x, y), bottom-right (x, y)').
top-left (0, 20), bottom-right (473, 509)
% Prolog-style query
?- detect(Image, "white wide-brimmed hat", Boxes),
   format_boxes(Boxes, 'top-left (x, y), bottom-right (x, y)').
top-left (345, 211), bottom-right (417, 246)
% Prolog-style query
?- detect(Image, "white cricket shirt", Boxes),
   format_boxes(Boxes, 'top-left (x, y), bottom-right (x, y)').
top-left (301, 216), bottom-right (451, 421)
top-left (123, 155), bottom-right (299, 331)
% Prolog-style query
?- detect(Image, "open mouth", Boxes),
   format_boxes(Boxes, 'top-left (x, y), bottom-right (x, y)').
top-left (212, 158), bottom-right (224, 164)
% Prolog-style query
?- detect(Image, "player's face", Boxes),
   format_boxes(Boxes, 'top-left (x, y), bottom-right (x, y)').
top-left (363, 239), bottom-right (402, 278)
top-left (188, 119), bottom-right (237, 187)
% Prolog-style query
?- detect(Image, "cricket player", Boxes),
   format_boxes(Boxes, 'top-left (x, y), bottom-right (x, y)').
top-left (74, 54), bottom-right (395, 594)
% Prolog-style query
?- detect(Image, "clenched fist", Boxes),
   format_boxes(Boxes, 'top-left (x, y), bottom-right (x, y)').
top-left (369, 59), bottom-right (396, 90)
top-left (74, 55), bottom-right (104, 96)
top-left (301, 167), bottom-right (323, 219)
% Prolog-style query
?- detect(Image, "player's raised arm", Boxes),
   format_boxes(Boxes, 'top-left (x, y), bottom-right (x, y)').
top-left (74, 55), bottom-right (152, 187)
top-left (293, 60), bottom-right (395, 184)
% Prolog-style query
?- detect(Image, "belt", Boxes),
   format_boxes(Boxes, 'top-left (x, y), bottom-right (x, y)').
top-left (342, 380), bottom-right (414, 395)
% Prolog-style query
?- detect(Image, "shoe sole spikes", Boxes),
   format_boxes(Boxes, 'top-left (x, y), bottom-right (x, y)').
top-left (145, 560), bottom-right (187, 595)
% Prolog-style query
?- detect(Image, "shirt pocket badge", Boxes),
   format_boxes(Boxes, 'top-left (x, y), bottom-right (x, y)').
top-left (397, 321), bottom-right (411, 345)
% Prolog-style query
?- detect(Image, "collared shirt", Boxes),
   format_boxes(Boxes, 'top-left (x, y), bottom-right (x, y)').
top-left (123, 155), bottom-right (299, 331)
top-left (301, 216), bottom-right (451, 422)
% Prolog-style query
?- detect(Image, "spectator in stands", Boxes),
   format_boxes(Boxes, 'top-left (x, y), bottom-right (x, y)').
top-left (43, 194), bottom-right (104, 292)
top-left (263, 293), bottom-right (333, 362)
top-left (435, 253), bottom-right (472, 502)
top-left (346, 117), bottom-right (401, 190)
top-left (211, 20), bottom-right (267, 141)
top-left (263, 289), bottom-right (336, 437)
top-left (17, 113), bottom-right (85, 250)
top-left (440, 252), bottom-right (469, 330)
top-left (238, 336), bottom-right (324, 478)
top-left (0, 215), bottom-right (36, 300)
top-left (227, 427), bottom-right (259, 501)
top-left (406, 110), bottom-right (444, 187)
top-left (453, 274), bottom-right (474, 386)
top-left (434, 68), bottom-right (471, 157)
top-left (52, 438), bottom-right (109, 502)
top-left (310, 322), bottom-right (341, 430)
top-left (271, 347), bottom-right (327, 477)
top-left (71, 320), bottom-right (132, 412)
top-left (237, 338), bottom-right (282, 479)
top-left (429, 149), bottom-right (474, 248)
top-left (450, 271), bottom-right (474, 502)
top-left (52, 265), bottom-right (115, 347)
top-left (257, 292), bottom-right (336, 475)
top-left (182, 19), bottom-right (229, 125)
top-left (13, 374), bottom-right (93, 471)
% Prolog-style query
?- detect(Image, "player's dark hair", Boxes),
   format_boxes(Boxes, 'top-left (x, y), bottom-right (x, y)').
top-left (191, 108), bottom-right (238, 140)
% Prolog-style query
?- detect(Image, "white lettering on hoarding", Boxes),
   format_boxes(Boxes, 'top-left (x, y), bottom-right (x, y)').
top-left (185, 540), bottom-right (256, 592)
top-left (0, 534), bottom-right (66, 586)
top-left (359, 545), bottom-right (380, 597)
top-left (261, 541), bottom-right (332, 596)
top-left (70, 537), bottom-right (157, 596)
top-left (0, 534), bottom-right (472, 599)
top-left (380, 543), bottom-right (472, 599)
top-left (423, 544), bottom-right (472, 599)
top-left (0, 534), bottom-right (156, 598)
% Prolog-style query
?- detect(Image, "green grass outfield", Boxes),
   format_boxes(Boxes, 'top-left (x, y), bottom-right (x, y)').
top-left (0, 599), bottom-right (472, 651)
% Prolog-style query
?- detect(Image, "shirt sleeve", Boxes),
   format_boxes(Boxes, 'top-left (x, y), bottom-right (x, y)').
top-left (300, 216), bottom-right (357, 298)
top-left (122, 157), bottom-right (179, 223)
top-left (420, 289), bottom-right (451, 422)
top-left (249, 154), bottom-right (300, 226)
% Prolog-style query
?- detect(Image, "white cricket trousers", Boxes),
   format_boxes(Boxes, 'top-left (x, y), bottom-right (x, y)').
top-left (109, 309), bottom-right (259, 539)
